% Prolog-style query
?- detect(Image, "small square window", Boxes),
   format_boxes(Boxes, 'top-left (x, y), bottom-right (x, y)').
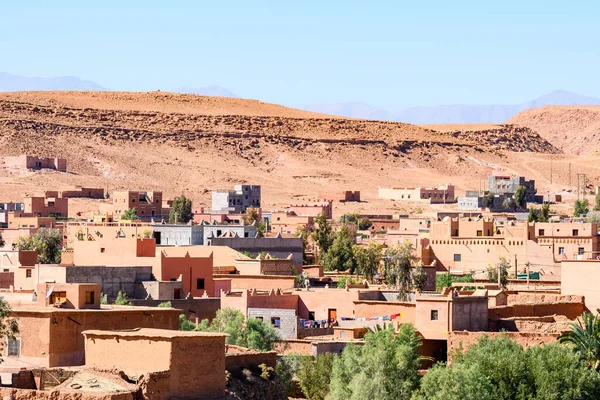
top-left (431, 310), bottom-right (439, 321)
top-left (196, 278), bottom-right (205, 290)
top-left (271, 317), bottom-right (281, 328)
top-left (26, 269), bottom-right (32, 278)
top-left (100, 248), bottom-right (105, 253)
top-left (539, 229), bottom-right (545, 236)
top-left (559, 247), bottom-right (565, 255)
top-left (453, 254), bottom-right (461, 262)
top-left (578, 248), bottom-right (585, 256)
top-left (573, 230), bottom-right (579, 237)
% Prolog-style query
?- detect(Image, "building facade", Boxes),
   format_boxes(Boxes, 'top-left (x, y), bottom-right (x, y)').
top-left (212, 185), bottom-right (261, 214)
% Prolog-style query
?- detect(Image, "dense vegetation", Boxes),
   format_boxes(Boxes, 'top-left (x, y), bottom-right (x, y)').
top-left (282, 318), bottom-right (600, 400)
top-left (15, 228), bottom-right (62, 264)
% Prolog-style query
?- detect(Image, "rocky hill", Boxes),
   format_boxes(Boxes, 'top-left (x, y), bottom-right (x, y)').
top-left (508, 106), bottom-right (600, 155)
top-left (0, 91), bottom-right (560, 216)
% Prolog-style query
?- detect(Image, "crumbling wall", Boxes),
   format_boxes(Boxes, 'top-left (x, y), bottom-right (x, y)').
top-left (225, 351), bottom-right (277, 374)
top-left (489, 300), bottom-right (584, 320)
top-left (448, 331), bottom-right (560, 361)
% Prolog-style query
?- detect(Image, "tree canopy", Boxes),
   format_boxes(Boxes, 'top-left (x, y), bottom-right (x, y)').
top-left (322, 224), bottom-right (357, 272)
top-left (15, 228), bottom-right (62, 264)
top-left (381, 241), bottom-right (418, 301)
top-left (574, 199), bottom-right (590, 217)
top-left (514, 185), bottom-right (527, 209)
top-left (352, 242), bottom-right (383, 282)
top-left (195, 308), bottom-right (281, 352)
top-left (0, 297), bottom-right (18, 363)
top-left (328, 324), bottom-right (422, 400)
top-left (169, 195), bottom-right (192, 223)
top-left (120, 208), bottom-right (138, 220)
top-left (313, 213), bottom-right (334, 256)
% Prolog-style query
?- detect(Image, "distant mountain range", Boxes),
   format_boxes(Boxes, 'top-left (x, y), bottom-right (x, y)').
top-left (298, 90), bottom-right (600, 124)
top-left (2, 72), bottom-right (598, 124)
top-left (0, 72), bottom-right (106, 91)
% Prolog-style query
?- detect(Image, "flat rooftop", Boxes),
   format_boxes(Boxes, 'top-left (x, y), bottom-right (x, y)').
top-left (83, 328), bottom-right (227, 339)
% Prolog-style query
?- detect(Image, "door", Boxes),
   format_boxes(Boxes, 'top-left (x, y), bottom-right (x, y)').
top-left (328, 308), bottom-right (337, 322)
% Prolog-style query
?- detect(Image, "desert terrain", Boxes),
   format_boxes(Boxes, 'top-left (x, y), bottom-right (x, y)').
top-left (0, 91), bottom-right (597, 218)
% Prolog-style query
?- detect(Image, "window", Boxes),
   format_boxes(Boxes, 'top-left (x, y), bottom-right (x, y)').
top-left (271, 317), bottom-right (281, 328)
top-left (573, 229), bottom-right (579, 237)
top-left (100, 248), bottom-right (105, 253)
top-left (25, 269), bottom-right (32, 278)
top-left (308, 311), bottom-right (315, 320)
top-left (453, 254), bottom-right (461, 262)
top-left (476, 230), bottom-right (482, 237)
top-left (2, 269), bottom-right (8, 273)
top-left (559, 247), bottom-right (565, 255)
top-left (7, 339), bottom-right (20, 356)
top-left (132, 199), bottom-right (136, 203)
top-left (578, 248), bottom-right (585, 256)
top-left (340, 331), bottom-right (347, 339)
top-left (196, 278), bottom-right (205, 290)
top-left (216, 230), bottom-right (222, 237)
top-left (431, 310), bottom-right (439, 321)
top-left (244, 232), bottom-right (249, 238)
top-left (538, 229), bottom-right (545, 236)
top-left (85, 291), bottom-right (95, 304)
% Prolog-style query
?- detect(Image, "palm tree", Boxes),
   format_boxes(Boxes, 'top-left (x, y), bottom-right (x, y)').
top-left (559, 310), bottom-right (600, 369)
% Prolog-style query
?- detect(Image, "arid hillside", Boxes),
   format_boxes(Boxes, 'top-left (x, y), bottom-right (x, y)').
top-left (0, 91), bottom-right (566, 217)
top-left (508, 106), bottom-right (600, 155)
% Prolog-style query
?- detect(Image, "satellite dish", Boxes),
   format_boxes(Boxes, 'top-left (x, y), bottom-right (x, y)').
top-left (46, 286), bottom-right (55, 299)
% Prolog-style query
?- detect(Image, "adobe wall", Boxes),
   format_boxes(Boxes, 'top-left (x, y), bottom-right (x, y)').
top-left (43, 308), bottom-right (179, 367)
top-left (6, 314), bottom-right (51, 367)
top-left (130, 298), bottom-right (220, 322)
top-left (61, 187), bottom-right (105, 199)
top-left (562, 260), bottom-right (600, 311)
top-left (159, 253), bottom-right (214, 298)
top-left (0, 272), bottom-right (14, 288)
top-left (211, 236), bottom-right (304, 266)
top-left (353, 301), bottom-right (416, 325)
top-left (225, 351), bottom-right (277, 373)
top-left (296, 289), bottom-right (361, 320)
top-left (416, 298), bottom-right (451, 340)
top-left (507, 293), bottom-right (583, 305)
top-left (170, 335), bottom-right (226, 399)
top-left (84, 335), bottom-right (172, 372)
top-left (447, 331), bottom-right (560, 361)
top-left (488, 301), bottom-right (584, 320)
top-left (451, 297), bottom-right (488, 332)
top-left (214, 274), bottom-right (296, 292)
top-left (0, 388), bottom-right (133, 400)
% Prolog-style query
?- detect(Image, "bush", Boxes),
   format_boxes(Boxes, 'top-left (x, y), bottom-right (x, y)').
top-left (157, 301), bottom-right (172, 308)
top-left (297, 353), bottom-right (335, 400)
top-left (113, 291), bottom-right (131, 306)
top-left (436, 273), bottom-right (475, 292)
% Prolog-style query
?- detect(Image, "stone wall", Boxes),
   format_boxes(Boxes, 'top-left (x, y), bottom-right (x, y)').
top-left (488, 300), bottom-right (584, 320)
top-left (248, 308), bottom-right (297, 339)
top-left (65, 266), bottom-right (153, 300)
top-left (211, 236), bottom-right (303, 266)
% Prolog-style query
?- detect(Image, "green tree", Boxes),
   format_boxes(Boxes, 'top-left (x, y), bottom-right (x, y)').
top-left (113, 291), bottom-right (132, 305)
top-left (559, 311), bottom-right (600, 370)
top-left (514, 185), bottom-right (527, 209)
top-left (358, 217), bottom-right (372, 230)
top-left (179, 314), bottom-right (197, 331)
top-left (418, 335), bottom-right (600, 400)
top-left (277, 353), bottom-right (309, 397)
top-left (436, 273), bottom-right (475, 292)
top-left (574, 199), bottom-right (590, 217)
top-left (412, 263), bottom-right (428, 293)
top-left (352, 242), bottom-right (383, 282)
top-left (0, 297), bottom-right (18, 363)
top-left (157, 301), bottom-right (172, 308)
top-left (297, 353), bottom-right (335, 400)
top-left (595, 193), bottom-right (600, 212)
top-left (196, 308), bottom-right (281, 352)
top-left (322, 225), bottom-right (356, 272)
top-left (169, 195), bottom-right (192, 223)
top-left (120, 208), bottom-right (138, 220)
top-left (381, 241), bottom-right (417, 301)
top-left (539, 203), bottom-right (550, 222)
top-left (255, 221), bottom-right (267, 238)
top-left (313, 213), bottom-right (334, 256)
top-left (328, 324), bottom-right (422, 400)
top-left (15, 228), bottom-right (62, 264)
top-left (482, 192), bottom-right (495, 208)
top-left (502, 197), bottom-right (514, 211)
top-left (528, 207), bottom-right (539, 222)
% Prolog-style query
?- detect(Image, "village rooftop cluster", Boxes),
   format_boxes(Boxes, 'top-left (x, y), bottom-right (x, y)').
top-left (0, 155), bottom-right (599, 399)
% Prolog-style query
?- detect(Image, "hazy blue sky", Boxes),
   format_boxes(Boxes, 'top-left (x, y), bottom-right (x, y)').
top-left (1, 1), bottom-right (598, 109)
